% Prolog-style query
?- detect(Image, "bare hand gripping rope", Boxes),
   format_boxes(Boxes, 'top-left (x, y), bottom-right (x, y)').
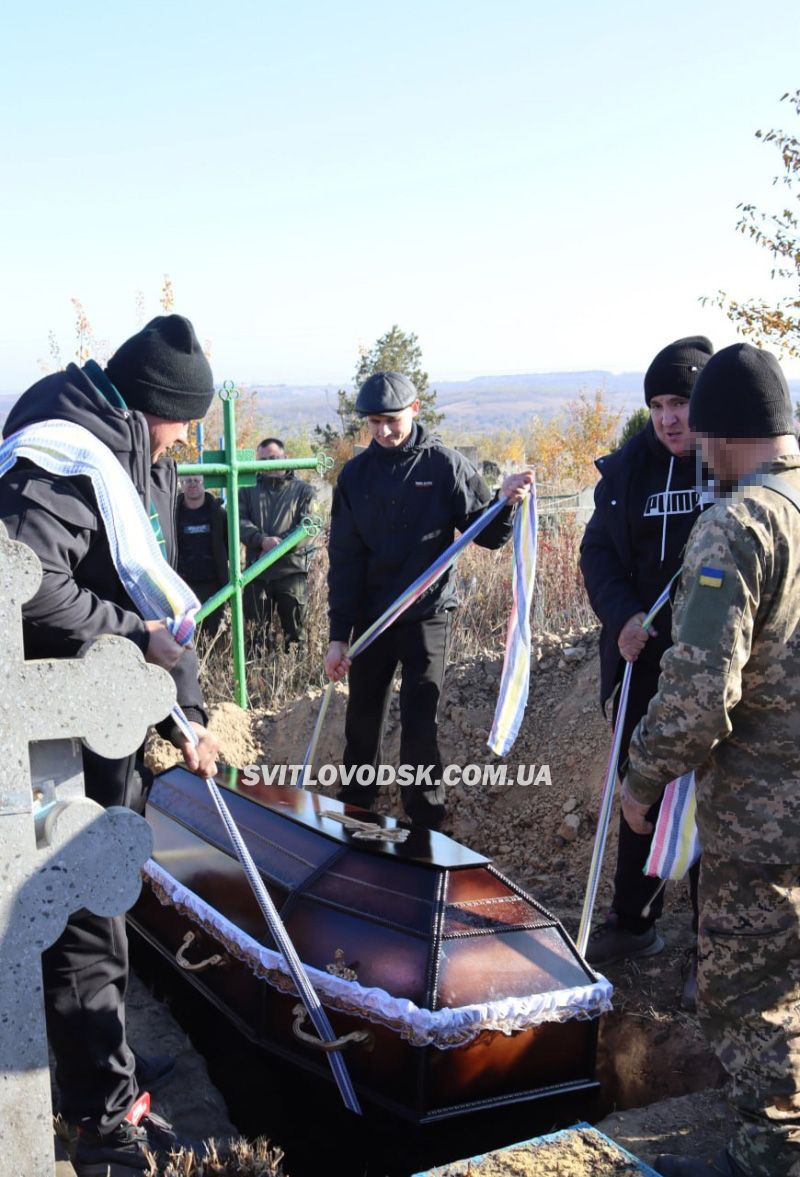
top-left (170, 705), bottom-right (362, 1115)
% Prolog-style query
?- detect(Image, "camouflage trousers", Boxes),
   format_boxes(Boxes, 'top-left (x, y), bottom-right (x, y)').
top-left (698, 854), bottom-right (800, 1176)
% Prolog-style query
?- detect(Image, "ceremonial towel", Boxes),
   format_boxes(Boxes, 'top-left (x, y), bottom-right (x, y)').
top-left (488, 482), bottom-right (538, 755)
top-left (645, 770), bottom-right (701, 880)
top-left (0, 419), bottom-right (199, 643)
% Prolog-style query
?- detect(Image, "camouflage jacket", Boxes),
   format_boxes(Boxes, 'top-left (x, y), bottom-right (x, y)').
top-left (627, 454), bottom-right (800, 862)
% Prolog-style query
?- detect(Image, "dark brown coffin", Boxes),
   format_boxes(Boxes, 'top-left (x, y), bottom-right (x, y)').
top-left (130, 766), bottom-right (608, 1122)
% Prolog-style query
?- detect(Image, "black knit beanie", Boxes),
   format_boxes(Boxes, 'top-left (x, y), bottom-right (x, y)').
top-left (689, 343), bottom-right (794, 437)
top-left (644, 335), bottom-right (714, 405)
top-left (105, 315), bottom-right (214, 420)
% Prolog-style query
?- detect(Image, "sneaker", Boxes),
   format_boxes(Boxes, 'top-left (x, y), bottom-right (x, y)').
top-left (72, 1092), bottom-right (177, 1176)
top-left (132, 1050), bottom-right (176, 1094)
top-left (654, 1150), bottom-right (748, 1175)
top-left (585, 916), bottom-right (665, 967)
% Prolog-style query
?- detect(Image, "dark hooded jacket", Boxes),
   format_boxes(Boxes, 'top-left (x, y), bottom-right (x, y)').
top-left (579, 421), bottom-right (701, 707)
top-left (238, 471), bottom-right (315, 581)
top-left (328, 423), bottom-right (515, 642)
top-left (0, 362), bottom-right (206, 807)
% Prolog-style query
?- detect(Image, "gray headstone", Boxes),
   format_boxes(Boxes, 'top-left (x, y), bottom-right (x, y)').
top-left (0, 528), bottom-right (177, 1176)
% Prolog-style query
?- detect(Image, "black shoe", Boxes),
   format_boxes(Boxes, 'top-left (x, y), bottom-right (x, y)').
top-left (72, 1094), bottom-right (178, 1176)
top-left (654, 1150), bottom-right (748, 1176)
top-left (585, 915), bottom-right (665, 967)
top-left (681, 948), bottom-right (698, 1013)
top-left (132, 1049), bottom-right (176, 1093)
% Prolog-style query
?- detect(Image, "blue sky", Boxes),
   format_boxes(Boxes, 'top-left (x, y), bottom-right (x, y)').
top-left (2, 0), bottom-right (799, 391)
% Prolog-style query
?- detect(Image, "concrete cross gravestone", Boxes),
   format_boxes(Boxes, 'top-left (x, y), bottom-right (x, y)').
top-left (0, 527), bottom-right (177, 1177)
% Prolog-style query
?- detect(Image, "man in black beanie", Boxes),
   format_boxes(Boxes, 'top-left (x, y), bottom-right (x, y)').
top-left (621, 343), bottom-right (800, 1176)
top-left (0, 314), bottom-right (219, 1174)
top-left (580, 336), bottom-right (713, 997)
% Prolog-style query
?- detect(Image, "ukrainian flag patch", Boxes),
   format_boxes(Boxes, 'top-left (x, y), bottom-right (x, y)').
top-left (698, 565), bottom-right (724, 589)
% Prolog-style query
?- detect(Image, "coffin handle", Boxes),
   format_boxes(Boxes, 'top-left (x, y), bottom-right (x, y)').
top-left (175, 931), bottom-right (226, 972)
top-left (291, 1004), bottom-right (373, 1053)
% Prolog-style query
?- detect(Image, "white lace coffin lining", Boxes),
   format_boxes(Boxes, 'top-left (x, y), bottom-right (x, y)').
top-left (143, 859), bottom-right (613, 1050)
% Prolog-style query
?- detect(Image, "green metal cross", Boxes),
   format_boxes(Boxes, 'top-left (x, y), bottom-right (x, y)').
top-left (177, 381), bottom-right (333, 707)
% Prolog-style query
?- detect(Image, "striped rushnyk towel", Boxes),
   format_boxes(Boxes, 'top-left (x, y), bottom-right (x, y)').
top-left (644, 770), bottom-right (701, 880)
top-left (488, 483), bottom-right (538, 756)
top-left (0, 419), bottom-right (199, 644)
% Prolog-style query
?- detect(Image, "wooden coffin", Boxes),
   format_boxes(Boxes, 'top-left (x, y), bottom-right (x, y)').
top-left (130, 766), bottom-right (611, 1123)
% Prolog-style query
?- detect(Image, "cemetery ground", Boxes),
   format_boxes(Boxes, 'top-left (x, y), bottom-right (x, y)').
top-left (133, 532), bottom-right (732, 1175)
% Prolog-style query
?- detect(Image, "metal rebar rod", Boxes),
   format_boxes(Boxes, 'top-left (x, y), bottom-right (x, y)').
top-left (171, 706), bottom-right (362, 1114)
top-left (575, 572), bottom-right (681, 957)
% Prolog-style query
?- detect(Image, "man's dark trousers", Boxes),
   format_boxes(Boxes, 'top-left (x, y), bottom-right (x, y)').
top-left (43, 909), bottom-right (135, 1133)
top-left (613, 662), bottom-right (700, 931)
top-left (244, 572), bottom-right (307, 646)
top-left (42, 749), bottom-right (152, 1132)
top-left (338, 614), bottom-right (450, 829)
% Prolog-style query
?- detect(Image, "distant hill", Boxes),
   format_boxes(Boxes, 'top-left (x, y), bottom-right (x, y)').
top-left (250, 371), bottom-right (650, 432)
top-left (247, 370), bottom-right (800, 432)
top-left (2, 372), bottom-right (799, 434)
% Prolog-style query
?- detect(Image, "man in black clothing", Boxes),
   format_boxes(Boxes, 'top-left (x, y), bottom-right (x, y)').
top-left (177, 474), bottom-right (228, 637)
top-left (0, 315), bottom-right (219, 1175)
top-left (239, 437), bottom-right (315, 647)
top-left (579, 336), bottom-right (712, 985)
top-left (325, 371), bottom-right (533, 830)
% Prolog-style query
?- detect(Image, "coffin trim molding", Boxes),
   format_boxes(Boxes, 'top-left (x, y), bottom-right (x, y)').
top-left (143, 859), bottom-right (613, 1050)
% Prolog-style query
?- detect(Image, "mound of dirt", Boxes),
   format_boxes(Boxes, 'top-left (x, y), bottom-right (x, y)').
top-left (598, 1089), bottom-right (734, 1165)
top-left (430, 1126), bottom-right (646, 1175)
top-left (145, 699), bottom-right (259, 775)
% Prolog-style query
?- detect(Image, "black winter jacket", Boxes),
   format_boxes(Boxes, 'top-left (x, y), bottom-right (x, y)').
top-left (328, 424), bottom-right (514, 642)
top-left (579, 421), bottom-right (701, 707)
top-left (0, 363), bottom-right (207, 767)
top-left (176, 491), bottom-right (228, 589)
top-left (239, 473), bottom-right (315, 581)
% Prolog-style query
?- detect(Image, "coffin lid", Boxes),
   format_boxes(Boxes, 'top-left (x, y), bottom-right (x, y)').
top-left (205, 764), bottom-right (490, 869)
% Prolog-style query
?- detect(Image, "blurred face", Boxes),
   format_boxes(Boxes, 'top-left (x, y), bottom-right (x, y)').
top-left (182, 474), bottom-right (205, 505)
top-left (649, 395), bottom-right (694, 457)
top-left (366, 402), bottom-right (420, 448)
top-left (699, 435), bottom-right (771, 484)
top-left (257, 442), bottom-right (286, 470)
top-left (145, 415), bottom-right (189, 461)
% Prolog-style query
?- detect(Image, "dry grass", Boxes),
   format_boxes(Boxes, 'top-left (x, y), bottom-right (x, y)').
top-left (160, 1138), bottom-right (288, 1176)
top-left (197, 512), bottom-right (592, 712)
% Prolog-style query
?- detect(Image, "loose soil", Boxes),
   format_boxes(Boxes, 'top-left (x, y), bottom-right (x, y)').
top-left (431, 1126), bottom-right (645, 1175)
